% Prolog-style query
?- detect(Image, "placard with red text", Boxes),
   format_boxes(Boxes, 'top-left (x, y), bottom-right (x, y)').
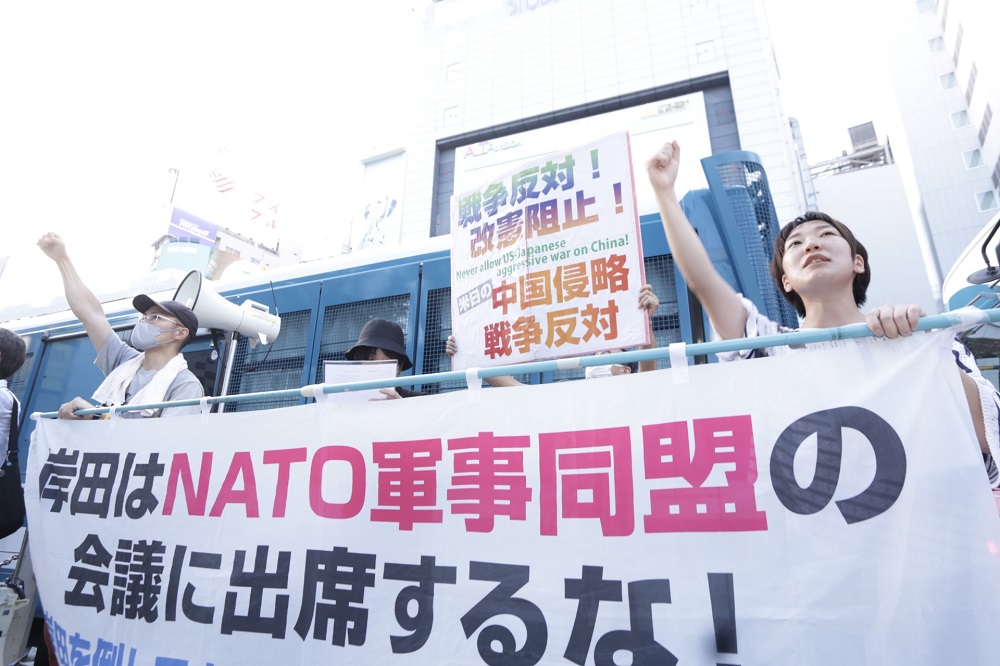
top-left (449, 132), bottom-right (647, 370)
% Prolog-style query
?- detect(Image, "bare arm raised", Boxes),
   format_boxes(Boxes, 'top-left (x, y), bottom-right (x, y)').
top-left (37, 232), bottom-right (114, 352)
top-left (646, 141), bottom-right (748, 340)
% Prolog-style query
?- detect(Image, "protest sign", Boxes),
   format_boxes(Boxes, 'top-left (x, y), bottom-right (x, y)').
top-left (25, 331), bottom-right (1000, 665)
top-left (323, 360), bottom-right (398, 403)
top-left (450, 132), bottom-right (648, 370)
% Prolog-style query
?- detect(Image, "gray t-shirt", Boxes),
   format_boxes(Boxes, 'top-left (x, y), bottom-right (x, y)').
top-left (95, 335), bottom-right (204, 417)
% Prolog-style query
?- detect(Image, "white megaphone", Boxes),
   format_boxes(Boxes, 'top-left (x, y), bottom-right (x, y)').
top-left (173, 270), bottom-right (281, 345)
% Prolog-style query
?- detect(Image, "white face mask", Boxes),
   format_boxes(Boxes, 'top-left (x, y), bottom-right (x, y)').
top-left (130, 320), bottom-right (176, 351)
top-left (585, 364), bottom-right (614, 380)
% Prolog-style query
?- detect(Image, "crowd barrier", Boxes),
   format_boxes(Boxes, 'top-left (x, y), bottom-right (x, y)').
top-left (34, 306), bottom-right (1000, 420)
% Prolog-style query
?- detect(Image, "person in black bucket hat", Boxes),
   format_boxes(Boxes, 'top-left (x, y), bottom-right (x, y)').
top-left (38, 232), bottom-right (205, 419)
top-left (345, 318), bottom-right (424, 398)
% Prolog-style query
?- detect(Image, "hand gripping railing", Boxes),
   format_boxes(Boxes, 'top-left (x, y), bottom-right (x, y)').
top-left (32, 307), bottom-right (1000, 420)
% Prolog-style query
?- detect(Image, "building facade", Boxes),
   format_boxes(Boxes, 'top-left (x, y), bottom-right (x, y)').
top-left (809, 136), bottom-right (940, 314)
top-left (366, 0), bottom-right (809, 245)
top-left (883, 0), bottom-right (1000, 273)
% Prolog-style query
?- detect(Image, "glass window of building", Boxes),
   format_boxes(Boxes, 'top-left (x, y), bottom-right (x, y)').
top-left (928, 36), bottom-right (945, 52)
top-left (951, 110), bottom-right (971, 128)
top-left (976, 190), bottom-right (999, 212)
top-left (940, 72), bottom-right (958, 89)
top-left (963, 149), bottom-right (984, 169)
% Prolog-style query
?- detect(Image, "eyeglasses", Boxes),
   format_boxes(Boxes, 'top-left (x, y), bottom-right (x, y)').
top-left (141, 313), bottom-right (182, 327)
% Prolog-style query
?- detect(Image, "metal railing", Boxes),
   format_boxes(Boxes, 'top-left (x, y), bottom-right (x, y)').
top-left (32, 307), bottom-right (1000, 420)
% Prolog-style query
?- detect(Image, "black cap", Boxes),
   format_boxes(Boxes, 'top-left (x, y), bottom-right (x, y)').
top-left (133, 295), bottom-right (199, 345)
top-left (345, 318), bottom-right (412, 371)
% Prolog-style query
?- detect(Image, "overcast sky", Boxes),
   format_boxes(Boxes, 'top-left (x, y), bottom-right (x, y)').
top-left (0, 1), bottom-right (424, 312)
top-left (764, 0), bottom-right (902, 159)
top-left (0, 0), bottom-right (911, 314)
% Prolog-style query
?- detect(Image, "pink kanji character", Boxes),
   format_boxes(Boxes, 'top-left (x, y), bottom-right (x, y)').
top-left (539, 427), bottom-right (634, 536)
top-left (448, 432), bottom-right (533, 532)
top-left (371, 439), bottom-right (444, 531)
top-left (642, 416), bottom-right (767, 533)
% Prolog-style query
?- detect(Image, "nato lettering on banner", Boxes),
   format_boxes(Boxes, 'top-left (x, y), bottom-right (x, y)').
top-left (450, 132), bottom-right (648, 370)
top-left (36, 416), bottom-right (771, 536)
top-left (39, 410), bottom-right (907, 534)
top-left (24, 333), bottom-right (1000, 664)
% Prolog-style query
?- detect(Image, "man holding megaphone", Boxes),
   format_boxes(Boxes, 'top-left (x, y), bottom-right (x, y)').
top-left (38, 232), bottom-right (205, 419)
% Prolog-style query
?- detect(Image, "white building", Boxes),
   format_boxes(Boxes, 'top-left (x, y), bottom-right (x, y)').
top-left (364, 0), bottom-right (810, 245)
top-left (809, 134), bottom-right (940, 314)
top-left (882, 0), bottom-right (1000, 274)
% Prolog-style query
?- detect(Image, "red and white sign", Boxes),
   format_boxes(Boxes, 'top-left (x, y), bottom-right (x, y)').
top-left (450, 132), bottom-right (648, 370)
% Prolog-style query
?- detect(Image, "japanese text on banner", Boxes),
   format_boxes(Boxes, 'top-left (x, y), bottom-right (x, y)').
top-left (24, 333), bottom-right (1000, 665)
top-left (450, 132), bottom-right (647, 369)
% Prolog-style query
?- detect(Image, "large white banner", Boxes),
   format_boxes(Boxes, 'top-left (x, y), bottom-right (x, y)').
top-left (450, 132), bottom-right (648, 370)
top-left (25, 331), bottom-right (1000, 665)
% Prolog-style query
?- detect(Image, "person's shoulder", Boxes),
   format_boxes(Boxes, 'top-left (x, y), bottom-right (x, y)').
top-left (100, 333), bottom-right (128, 353)
top-left (99, 334), bottom-right (138, 368)
top-left (169, 369), bottom-right (205, 397)
top-left (175, 367), bottom-right (200, 381)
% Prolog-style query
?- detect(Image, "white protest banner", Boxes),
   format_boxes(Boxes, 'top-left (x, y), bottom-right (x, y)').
top-left (450, 132), bottom-right (647, 370)
top-left (25, 331), bottom-right (1000, 665)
